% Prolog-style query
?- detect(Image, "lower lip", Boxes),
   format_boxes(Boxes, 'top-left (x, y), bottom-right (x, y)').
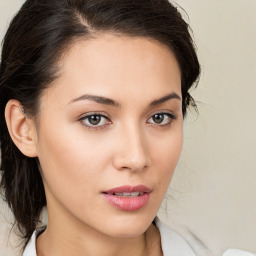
top-left (103, 193), bottom-right (150, 211)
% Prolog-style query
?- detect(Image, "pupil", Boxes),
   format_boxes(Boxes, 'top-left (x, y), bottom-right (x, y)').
top-left (89, 115), bottom-right (101, 125)
top-left (153, 114), bottom-right (164, 123)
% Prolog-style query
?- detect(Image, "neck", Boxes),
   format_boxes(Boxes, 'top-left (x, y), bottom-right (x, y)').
top-left (37, 226), bottom-right (148, 256)
top-left (37, 215), bottom-right (162, 256)
top-left (37, 211), bottom-right (151, 256)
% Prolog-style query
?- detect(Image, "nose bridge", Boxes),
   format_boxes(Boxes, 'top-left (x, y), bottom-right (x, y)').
top-left (113, 121), bottom-right (149, 171)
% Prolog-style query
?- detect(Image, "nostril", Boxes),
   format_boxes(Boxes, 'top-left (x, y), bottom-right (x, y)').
top-left (112, 131), bottom-right (149, 171)
top-left (115, 160), bottom-right (148, 172)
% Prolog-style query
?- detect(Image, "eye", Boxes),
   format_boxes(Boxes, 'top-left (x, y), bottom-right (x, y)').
top-left (147, 112), bottom-right (176, 126)
top-left (79, 113), bottom-right (111, 128)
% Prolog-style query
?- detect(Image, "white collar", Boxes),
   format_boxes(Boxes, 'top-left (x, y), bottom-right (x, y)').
top-left (23, 227), bottom-right (45, 256)
top-left (155, 217), bottom-right (196, 256)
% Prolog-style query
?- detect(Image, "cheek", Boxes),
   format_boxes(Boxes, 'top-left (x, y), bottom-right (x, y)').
top-left (36, 115), bottom-right (126, 204)
top-left (36, 121), bottom-right (109, 198)
top-left (36, 127), bottom-right (115, 229)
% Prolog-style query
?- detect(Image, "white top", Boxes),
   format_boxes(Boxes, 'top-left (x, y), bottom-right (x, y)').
top-left (22, 220), bottom-right (255, 256)
top-left (223, 249), bottom-right (255, 256)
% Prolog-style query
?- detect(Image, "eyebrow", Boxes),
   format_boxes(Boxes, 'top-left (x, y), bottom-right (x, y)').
top-left (69, 94), bottom-right (120, 107)
top-left (69, 92), bottom-right (181, 107)
top-left (149, 92), bottom-right (181, 106)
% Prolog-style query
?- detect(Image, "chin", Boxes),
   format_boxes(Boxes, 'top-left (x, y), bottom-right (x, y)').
top-left (101, 212), bottom-right (156, 238)
top-left (108, 224), bottom-right (149, 238)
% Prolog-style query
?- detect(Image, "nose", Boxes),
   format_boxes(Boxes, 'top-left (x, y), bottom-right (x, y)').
top-left (112, 124), bottom-right (150, 172)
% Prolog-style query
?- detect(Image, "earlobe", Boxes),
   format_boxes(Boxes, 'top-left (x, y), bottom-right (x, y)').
top-left (5, 99), bottom-right (38, 157)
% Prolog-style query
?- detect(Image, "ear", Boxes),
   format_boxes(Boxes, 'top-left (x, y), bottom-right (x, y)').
top-left (5, 99), bottom-right (38, 157)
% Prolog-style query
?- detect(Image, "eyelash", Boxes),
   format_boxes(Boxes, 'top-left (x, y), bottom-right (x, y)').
top-left (79, 112), bottom-right (112, 130)
top-left (147, 111), bottom-right (176, 127)
top-left (79, 111), bottom-right (176, 130)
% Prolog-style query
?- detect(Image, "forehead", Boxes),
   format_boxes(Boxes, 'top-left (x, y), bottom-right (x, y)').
top-left (44, 34), bottom-right (181, 106)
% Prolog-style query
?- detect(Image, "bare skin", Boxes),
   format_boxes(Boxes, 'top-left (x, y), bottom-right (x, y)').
top-left (145, 224), bottom-right (163, 256)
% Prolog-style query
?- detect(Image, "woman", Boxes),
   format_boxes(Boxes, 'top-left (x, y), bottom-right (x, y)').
top-left (0, 0), bottom-right (200, 255)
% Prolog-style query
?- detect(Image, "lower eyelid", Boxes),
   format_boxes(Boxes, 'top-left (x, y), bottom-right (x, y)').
top-left (146, 112), bottom-right (176, 125)
top-left (78, 113), bottom-right (108, 126)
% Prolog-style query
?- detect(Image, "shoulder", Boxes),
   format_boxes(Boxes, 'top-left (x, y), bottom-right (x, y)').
top-left (155, 217), bottom-right (196, 256)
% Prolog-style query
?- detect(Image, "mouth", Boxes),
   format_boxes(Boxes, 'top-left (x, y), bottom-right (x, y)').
top-left (104, 191), bottom-right (145, 197)
top-left (102, 185), bottom-right (151, 211)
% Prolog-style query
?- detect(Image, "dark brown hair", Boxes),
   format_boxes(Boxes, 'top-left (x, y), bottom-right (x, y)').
top-left (0, 0), bottom-right (200, 248)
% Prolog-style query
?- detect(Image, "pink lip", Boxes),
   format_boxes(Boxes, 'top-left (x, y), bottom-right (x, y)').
top-left (102, 185), bottom-right (151, 211)
top-left (104, 185), bottom-right (151, 194)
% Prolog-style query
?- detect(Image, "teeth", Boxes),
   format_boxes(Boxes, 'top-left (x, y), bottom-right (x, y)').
top-left (111, 192), bottom-right (144, 197)
top-left (114, 192), bottom-right (124, 196)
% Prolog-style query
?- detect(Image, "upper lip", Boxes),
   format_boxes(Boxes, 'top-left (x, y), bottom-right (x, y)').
top-left (103, 185), bottom-right (152, 194)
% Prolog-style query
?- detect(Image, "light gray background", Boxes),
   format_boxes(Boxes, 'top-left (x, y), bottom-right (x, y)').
top-left (0, 0), bottom-right (255, 255)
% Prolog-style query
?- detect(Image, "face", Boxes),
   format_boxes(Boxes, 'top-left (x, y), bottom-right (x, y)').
top-left (34, 34), bottom-right (183, 238)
